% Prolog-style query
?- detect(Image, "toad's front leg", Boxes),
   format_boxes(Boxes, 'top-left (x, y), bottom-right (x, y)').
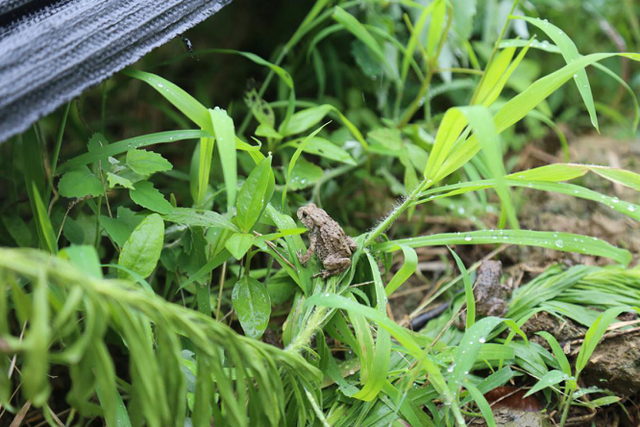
top-left (317, 254), bottom-right (351, 278)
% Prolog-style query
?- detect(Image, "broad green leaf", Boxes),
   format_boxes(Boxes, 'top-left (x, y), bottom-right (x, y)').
top-left (232, 276), bottom-right (271, 339)
top-left (210, 108), bottom-right (238, 211)
top-left (126, 149), bottom-right (173, 175)
top-left (236, 156), bottom-right (274, 232)
top-left (287, 137), bottom-right (356, 165)
top-left (130, 181), bottom-right (173, 214)
top-left (225, 233), bottom-right (255, 260)
top-left (57, 130), bottom-right (210, 175)
top-left (1, 214), bottom-right (33, 247)
top-left (118, 213), bottom-right (164, 280)
top-left (106, 172), bottom-right (134, 190)
top-left (385, 245), bottom-right (417, 296)
top-left (375, 229), bottom-right (631, 266)
top-left (58, 166), bottom-right (103, 198)
top-left (288, 157), bottom-right (323, 190)
top-left (100, 216), bottom-right (135, 247)
top-left (524, 370), bottom-right (570, 397)
top-left (163, 208), bottom-right (238, 232)
top-left (59, 245), bottom-right (102, 279)
top-left (280, 105), bottom-right (332, 136)
top-left (517, 16), bottom-right (598, 131)
top-left (123, 70), bottom-right (209, 128)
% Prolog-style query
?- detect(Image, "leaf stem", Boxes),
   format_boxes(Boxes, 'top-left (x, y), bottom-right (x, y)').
top-left (285, 306), bottom-right (327, 354)
top-left (363, 176), bottom-right (433, 247)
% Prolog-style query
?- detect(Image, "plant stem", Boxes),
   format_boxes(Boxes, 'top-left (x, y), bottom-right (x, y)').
top-left (285, 306), bottom-right (327, 354)
top-left (363, 176), bottom-right (432, 247)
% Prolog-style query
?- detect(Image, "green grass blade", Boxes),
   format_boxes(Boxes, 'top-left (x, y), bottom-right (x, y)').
top-left (333, 7), bottom-right (398, 81)
top-left (57, 130), bottom-right (210, 175)
top-left (282, 124), bottom-right (327, 207)
top-left (210, 108), bottom-right (238, 211)
top-left (463, 380), bottom-right (496, 427)
top-left (31, 183), bottom-right (57, 254)
top-left (448, 247), bottom-right (475, 329)
top-left (536, 331), bottom-right (571, 376)
top-left (123, 69), bottom-right (209, 128)
top-left (516, 16), bottom-right (599, 131)
top-left (523, 369), bottom-right (570, 397)
top-left (374, 229), bottom-right (631, 266)
top-left (385, 245), bottom-right (417, 297)
top-left (575, 306), bottom-right (637, 375)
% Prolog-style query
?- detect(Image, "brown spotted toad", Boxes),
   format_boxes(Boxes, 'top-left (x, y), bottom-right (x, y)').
top-left (297, 203), bottom-right (357, 278)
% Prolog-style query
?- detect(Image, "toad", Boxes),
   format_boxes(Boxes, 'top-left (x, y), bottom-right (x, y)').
top-left (474, 260), bottom-right (509, 318)
top-left (297, 203), bottom-right (357, 278)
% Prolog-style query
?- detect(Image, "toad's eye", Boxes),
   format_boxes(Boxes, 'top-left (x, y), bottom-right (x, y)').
top-left (301, 212), bottom-right (308, 218)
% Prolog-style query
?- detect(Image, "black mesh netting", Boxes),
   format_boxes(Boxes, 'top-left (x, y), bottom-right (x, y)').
top-left (0, 0), bottom-right (232, 142)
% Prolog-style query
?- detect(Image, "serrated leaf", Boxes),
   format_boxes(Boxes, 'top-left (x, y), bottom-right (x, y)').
top-left (58, 166), bottom-right (103, 198)
top-left (126, 149), bottom-right (173, 175)
top-left (232, 276), bottom-right (271, 339)
top-left (225, 233), bottom-right (255, 260)
top-left (107, 172), bottom-right (134, 190)
top-left (163, 208), bottom-right (238, 232)
top-left (130, 181), bottom-right (173, 214)
top-left (118, 213), bottom-right (164, 280)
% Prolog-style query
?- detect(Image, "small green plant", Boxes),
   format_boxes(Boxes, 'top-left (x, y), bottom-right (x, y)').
top-left (0, 0), bottom-right (639, 425)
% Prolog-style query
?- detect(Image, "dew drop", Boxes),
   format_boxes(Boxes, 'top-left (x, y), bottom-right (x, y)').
top-left (555, 240), bottom-right (564, 248)
top-left (464, 235), bottom-right (473, 242)
top-left (479, 337), bottom-right (486, 343)
top-left (628, 205), bottom-right (636, 212)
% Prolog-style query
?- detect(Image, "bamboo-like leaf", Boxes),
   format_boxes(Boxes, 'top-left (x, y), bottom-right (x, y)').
top-left (448, 247), bottom-right (475, 329)
top-left (536, 331), bottom-right (571, 376)
top-left (282, 125), bottom-right (327, 207)
top-left (385, 245), bottom-right (417, 296)
top-left (210, 108), bottom-right (238, 211)
top-left (516, 16), bottom-right (598, 131)
top-left (123, 70), bottom-right (209, 128)
top-left (463, 380), bottom-right (496, 427)
top-left (524, 369), bottom-right (570, 397)
top-left (575, 306), bottom-right (637, 374)
top-left (31, 183), bottom-right (58, 254)
top-left (333, 7), bottom-right (397, 81)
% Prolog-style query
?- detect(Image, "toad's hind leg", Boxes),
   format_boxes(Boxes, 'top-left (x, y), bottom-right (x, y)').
top-left (317, 254), bottom-right (351, 278)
